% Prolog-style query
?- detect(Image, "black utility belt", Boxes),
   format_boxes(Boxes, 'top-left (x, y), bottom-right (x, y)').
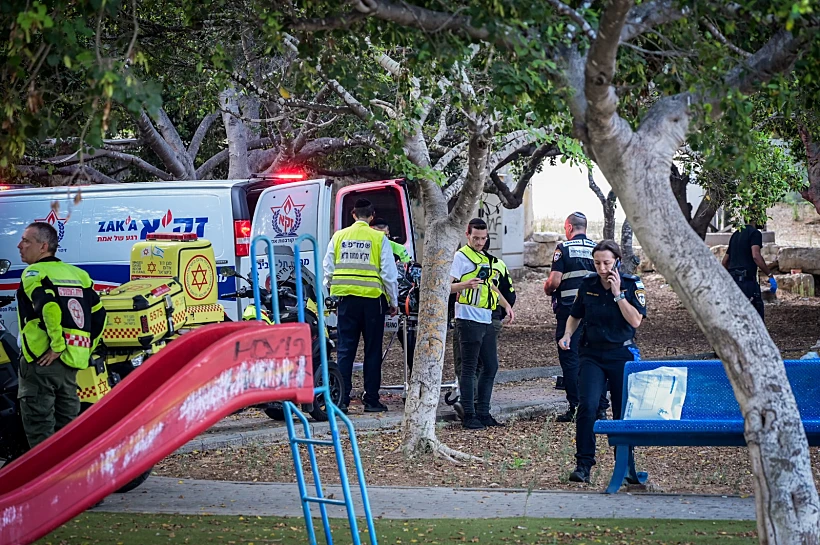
top-left (583, 339), bottom-right (635, 351)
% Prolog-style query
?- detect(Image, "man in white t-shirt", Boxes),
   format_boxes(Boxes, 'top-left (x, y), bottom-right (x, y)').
top-left (450, 218), bottom-right (515, 430)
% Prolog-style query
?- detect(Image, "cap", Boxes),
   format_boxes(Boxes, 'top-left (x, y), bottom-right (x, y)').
top-left (370, 217), bottom-right (389, 228)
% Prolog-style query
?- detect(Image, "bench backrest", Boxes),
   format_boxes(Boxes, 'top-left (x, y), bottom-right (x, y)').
top-left (622, 360), bottom-right (820, 420)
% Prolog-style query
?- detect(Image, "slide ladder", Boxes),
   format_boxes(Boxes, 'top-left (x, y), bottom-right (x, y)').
top-left (252, 234), bottom-right (378, 545)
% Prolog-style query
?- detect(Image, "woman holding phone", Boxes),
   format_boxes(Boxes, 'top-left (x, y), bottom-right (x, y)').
top-left (557, 240), bottom-right (647, 483)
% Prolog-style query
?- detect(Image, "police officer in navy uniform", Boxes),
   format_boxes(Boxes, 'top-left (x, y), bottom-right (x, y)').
top-left (543, 212), bottom-right (608, 422)
top-left (558, 240), bottom-right (646, 483)
top-left (722, 223), bottom-right (776, 320)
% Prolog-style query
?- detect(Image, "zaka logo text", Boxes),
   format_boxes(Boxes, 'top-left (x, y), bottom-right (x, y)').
top-left (96, 210), bottom-right (208, 242)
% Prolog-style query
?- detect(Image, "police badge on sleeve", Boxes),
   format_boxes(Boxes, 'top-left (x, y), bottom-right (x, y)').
top-left (635, 289), bottom-right (646, 307)
top-left (553, 248), bottom-right (562, 262)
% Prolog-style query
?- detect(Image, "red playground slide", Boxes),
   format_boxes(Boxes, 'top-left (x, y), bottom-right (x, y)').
top-left (0, 321), bottom-right (314, 545)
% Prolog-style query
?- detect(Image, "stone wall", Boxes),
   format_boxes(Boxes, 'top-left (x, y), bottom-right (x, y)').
top-left (519, 232), bottom-right (562, 280)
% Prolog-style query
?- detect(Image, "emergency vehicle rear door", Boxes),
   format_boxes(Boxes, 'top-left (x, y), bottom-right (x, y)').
top-left (250, 178), bottom-right (333, 285)
top-left (334, 179), bottom-right (415, 261)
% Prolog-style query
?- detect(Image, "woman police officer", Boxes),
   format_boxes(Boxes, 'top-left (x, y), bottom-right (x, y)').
top-left (558, 240), bottom-right (647, 483)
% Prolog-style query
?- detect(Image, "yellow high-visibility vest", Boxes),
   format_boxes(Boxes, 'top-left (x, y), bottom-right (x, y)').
top-left (330, 221), bottom-right (385, 299)
top-left (455, 245), bottom-right (498, 310)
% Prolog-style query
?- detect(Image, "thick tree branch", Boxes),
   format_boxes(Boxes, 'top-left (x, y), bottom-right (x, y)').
top-left (620, 0), bottom-right (688, 43)
top-left (195, 137), bottom-right (275, 179)
top-left (449, 119), bottom-right (492, 224)
top-left (48, 149), bottom-right (173, 181)
top-left (345, 0), bottom-right (526, 52)
top-left (717, 30), bottom-right (808, 107)
top-left (585, 0), bottom-right (634, 126)
top-left (491, 142), bottom-right (559, 208)
top-left (690, 190), bottom-right (721, 239)
top-left (433, 141), bottom-right (468, 171)
top-left (188, 113), bottom-right (219, 158)
top-left (291, 135), bottom-right (379, 164)
top-left (321, 73), bottom-right (390, 138)
top-left (135, 111), bottom-right (189, 179)
top-left (20, 164), bottom-right (121, 185)
top-left (292, 86), bottom-right (331, 152)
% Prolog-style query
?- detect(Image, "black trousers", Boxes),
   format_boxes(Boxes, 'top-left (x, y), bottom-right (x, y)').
top-left (575, 345), bottom-right (639, 469)
top-left (555, 310), bottom-right (609, 411)
top-left (733, 276), bottom-right (764, 320)
top-left (336, 295), bottom-right (386, 405)
top-left (455, 319), bottom-right (498, 417)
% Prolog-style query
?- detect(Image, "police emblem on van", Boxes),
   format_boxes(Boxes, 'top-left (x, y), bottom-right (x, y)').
top-left (271, 196), bottom-right (304, 238)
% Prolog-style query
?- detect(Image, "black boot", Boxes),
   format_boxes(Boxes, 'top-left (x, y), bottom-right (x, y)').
top-left (569, 466), bottom-right (590, 483)
top-left (463, 414), bottom-right (486, 430)
top-left (556, 405), bottom-right (576, 422)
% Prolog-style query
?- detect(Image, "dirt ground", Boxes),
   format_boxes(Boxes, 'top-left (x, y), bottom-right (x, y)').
top-left (156, 411), bottom-right (820, 496)
top-left (373, 271), bottom-right (820, 388)
top-left (156, 202), bottom-right (820, 494)
top-left (351, 203), bottom-right (820, 388)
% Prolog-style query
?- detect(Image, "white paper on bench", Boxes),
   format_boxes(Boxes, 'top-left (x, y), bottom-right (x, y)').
top-left (624, 366), bottom-right (688, 420)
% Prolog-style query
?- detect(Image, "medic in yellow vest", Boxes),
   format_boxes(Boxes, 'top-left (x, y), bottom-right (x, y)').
top-left (323, 198), bottom-right (399, 414)
top-left (449, 218), bottom-right (514, 431)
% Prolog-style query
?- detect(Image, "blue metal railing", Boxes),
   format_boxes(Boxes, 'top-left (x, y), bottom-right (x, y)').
top-left (250, 234), bottom-right (378, 545)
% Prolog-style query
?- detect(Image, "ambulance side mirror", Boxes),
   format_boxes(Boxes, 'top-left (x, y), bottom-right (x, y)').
top-left (0, 259), bottom-right (9, 275)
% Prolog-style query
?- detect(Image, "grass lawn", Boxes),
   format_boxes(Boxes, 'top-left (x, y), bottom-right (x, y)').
top-left (36, 513), bottom-right (757, 544)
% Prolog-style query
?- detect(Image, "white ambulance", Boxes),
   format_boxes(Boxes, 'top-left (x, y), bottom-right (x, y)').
top-left (0, 175), bottom-right (416, 335)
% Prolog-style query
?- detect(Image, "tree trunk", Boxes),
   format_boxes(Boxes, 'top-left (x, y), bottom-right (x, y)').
top-left (587, 168), bottom-right (617, 240)
top-left (592, 123), bottom-right (820, 544)
top-left (690, 191), bottom-right (720, 239)
top-left (620, 219), bottom-right (638, 275)
top-left (402, 216), bottom-right (461, 454)
top-left (670, 164), bottom-right (691, 222)
top-left (796, 123), bottom-right (820, 215)
top-left (220, 87), bottom-right (252, 179)
top-left (602, 193), bottom-right (616, 241)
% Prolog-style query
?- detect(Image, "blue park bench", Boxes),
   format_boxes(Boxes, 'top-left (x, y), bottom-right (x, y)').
top-left (593, 359), bottom-right (820, 494)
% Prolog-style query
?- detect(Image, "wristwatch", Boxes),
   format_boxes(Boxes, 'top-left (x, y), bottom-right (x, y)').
top-left (613, 292), bottom-right (626, 303)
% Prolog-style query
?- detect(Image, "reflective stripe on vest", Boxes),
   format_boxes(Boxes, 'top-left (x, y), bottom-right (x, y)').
top-left (455, 246), bottom-right (498, 311)
top-left (64, 333), bottom-right (91, 348)
top-left (18, 260), bottom-right (96, 369)
top-left (556, 237), bottom-right (597, 308)
top-left (330, 222), bottom-right (385, 299)
top-left (561, 270), bottom-right (589, 280)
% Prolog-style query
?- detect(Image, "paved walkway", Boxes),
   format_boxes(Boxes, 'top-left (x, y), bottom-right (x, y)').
top-left (178, 368), bottom-right (565, 453)
top-left (98, 476), bottom-right (755, 521)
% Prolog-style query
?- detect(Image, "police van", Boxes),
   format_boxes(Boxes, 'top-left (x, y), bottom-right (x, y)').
top-left (0, 175), bottom-right (416, 336)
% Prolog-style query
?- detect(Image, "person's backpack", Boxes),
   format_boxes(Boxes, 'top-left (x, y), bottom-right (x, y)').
top-left (397, 261), bottom-right (423, 315)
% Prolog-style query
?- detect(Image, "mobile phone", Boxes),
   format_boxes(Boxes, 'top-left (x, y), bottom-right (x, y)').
top-left (611, 258), bottom-right (621, 273)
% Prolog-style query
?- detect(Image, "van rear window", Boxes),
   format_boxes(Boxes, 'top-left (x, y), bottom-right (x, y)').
top-left (340, 188), bottom-right (407, 245)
